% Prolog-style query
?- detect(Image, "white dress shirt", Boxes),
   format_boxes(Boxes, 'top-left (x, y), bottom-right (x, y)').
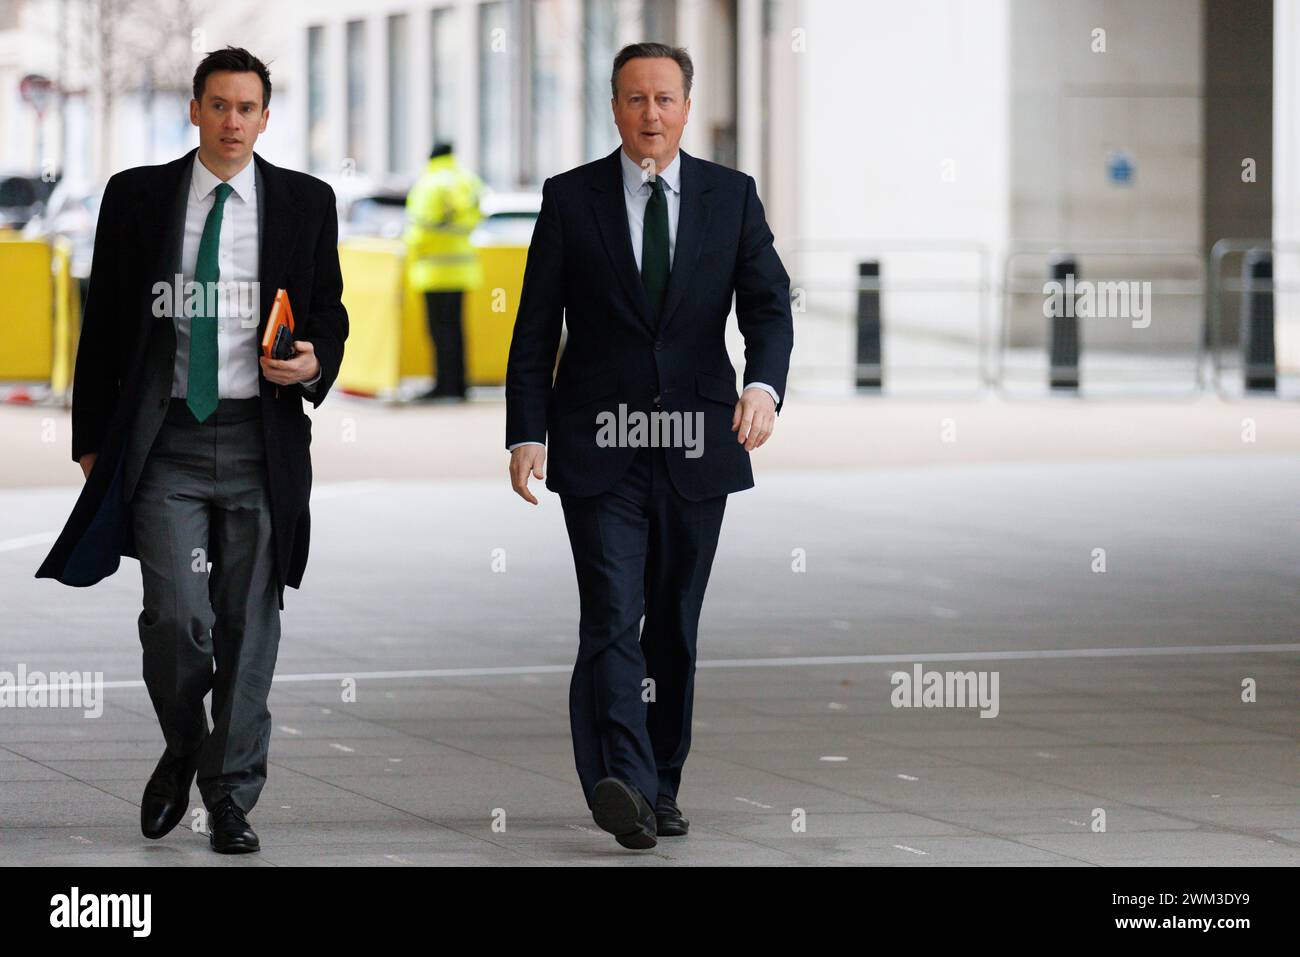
top-left (508, 149), bottom-right (778, 452)
top-left (172, 153), bottom-right (318, 400)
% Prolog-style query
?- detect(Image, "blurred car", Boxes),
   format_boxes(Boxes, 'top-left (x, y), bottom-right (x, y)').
top-left (0, 173), bottom-right (57, 231)
top-left (470, 191), bottom-right (541, 247)
top-left (342, 190), bottom-right (409, 240)
top-left (22, 178), bottom-right (103, 279)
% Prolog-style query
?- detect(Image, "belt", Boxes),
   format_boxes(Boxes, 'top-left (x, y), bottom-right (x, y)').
top-left (165, 396), bottom-right (261, 425)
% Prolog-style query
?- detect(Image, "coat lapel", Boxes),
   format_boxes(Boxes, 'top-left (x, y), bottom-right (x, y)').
top-left (130, 149), bottom-right (193, 342)
top-left (253, 154), bottom-right (302, 342)
top-left (658, 149), bottom-right (713, 338)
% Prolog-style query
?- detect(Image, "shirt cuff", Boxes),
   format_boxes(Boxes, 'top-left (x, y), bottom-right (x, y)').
top-left (743, 382), bottom-right (780, 405)
top-left (507, 441), bottom-right (545, 452)
top-left (300, 370), bottom-right (322, 392)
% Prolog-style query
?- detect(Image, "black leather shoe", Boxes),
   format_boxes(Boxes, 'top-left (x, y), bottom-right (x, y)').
top-left (655, 796), bottom-right (690, 837)
top-left (414, 387), bottom-right (466, 403)
top-left (208, 797), bottom-right (260, 854)
top-left (591, 778), bottom-right (657, 849)
top-left (140, 742), bottom-right (203, 840)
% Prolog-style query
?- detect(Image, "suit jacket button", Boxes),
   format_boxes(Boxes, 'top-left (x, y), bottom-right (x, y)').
top-left (654, 340), bottom-right (663, 351)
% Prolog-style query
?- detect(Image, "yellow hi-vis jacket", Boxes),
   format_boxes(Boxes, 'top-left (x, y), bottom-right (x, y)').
top-left (403, 154), bottom-right (485, 292)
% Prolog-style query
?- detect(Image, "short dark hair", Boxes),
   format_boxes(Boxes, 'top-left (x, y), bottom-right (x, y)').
top-left (430, 141), bottom-right (454, 159)
top-left (611, 42), bottom-right (693, 101)
top-left (192, 46), bottom-right (272, 110)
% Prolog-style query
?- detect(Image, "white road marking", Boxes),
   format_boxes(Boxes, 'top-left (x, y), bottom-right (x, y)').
top-left (1, 643), bottom-right (1295, 694)
top-left (0, 531), bottom-right (56, 552)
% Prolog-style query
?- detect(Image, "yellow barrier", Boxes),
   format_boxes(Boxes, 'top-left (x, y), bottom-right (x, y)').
top-left (0, 232), bottom-right (526, 395)
top-left (0, 238), bottom-right (54, 381)
top-left (51, 237), bottom-right (78, 395)
top-left (466, 244), bottom-right (527, 384)
top-left (341, 238), bottom-right (528, 394)
top-left (337, 238), bottom-right (407, 394)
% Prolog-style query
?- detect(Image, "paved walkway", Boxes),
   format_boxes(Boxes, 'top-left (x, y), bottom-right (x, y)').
top-left (1, 395), bottom-right (1296, 864)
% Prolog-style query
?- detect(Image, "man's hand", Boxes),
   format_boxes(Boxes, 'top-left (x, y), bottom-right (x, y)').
top-left (78, 453), bottom-right (97, 481)
top-left (260, 340), bottom-right (320, 386)
top-left (731, 387), bottom-right (777, 451)
top-left (509, 445), bottom-right (547, 505)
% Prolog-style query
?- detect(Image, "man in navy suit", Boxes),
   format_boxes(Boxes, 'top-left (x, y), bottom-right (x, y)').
top-left (505, 42), bottom-right (794, 849)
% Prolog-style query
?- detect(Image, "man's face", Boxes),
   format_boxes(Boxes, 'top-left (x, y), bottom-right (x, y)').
top-left (611, 57), bottom-right (690, 173)
top-left (190, 70), bottom-right (268, 169)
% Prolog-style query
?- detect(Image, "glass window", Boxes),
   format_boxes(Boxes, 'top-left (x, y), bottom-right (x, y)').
top-left (307, 24), bottom-right (328, 173)
top-left (346, 19), bottom-right (366, 173)
top-left (431, 6), bottom-right (458, 148)
top-left (387, 14), bottom-right (409, 174)
top-left (530, 0), bottom-right (566, 184)
top-left (479, 1), bottom-right (516, 188)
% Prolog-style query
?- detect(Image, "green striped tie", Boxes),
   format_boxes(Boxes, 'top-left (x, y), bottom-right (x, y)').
top-left (641, 176), bottom-right (669, 326)
top-left (187, 181), bottom-right (234, 423)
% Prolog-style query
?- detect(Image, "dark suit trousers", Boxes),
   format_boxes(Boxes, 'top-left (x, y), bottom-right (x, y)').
top-left (560, 445), bottom-right (727, 807)
top-left (131, 398), bottom-right (281, 814)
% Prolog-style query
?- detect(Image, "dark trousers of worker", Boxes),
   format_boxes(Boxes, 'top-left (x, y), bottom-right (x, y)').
top-left (560, 445), bottom-right (727, 808)
top-left (131, 397), bottom-right (281, 814)
top-left (424, 290), bottom-right (466, 396)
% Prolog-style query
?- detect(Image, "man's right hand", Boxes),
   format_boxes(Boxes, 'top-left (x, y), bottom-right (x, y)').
top-left (78, 453), bottom-right (97, 481)
top-left (509, 445), bottom-right (546, 506)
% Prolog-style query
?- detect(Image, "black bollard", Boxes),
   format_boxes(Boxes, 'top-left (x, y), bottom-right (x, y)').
top-left (855, 260), bottom-right (882, 390)
top-left (1240, 250), bottom-right (1276, 393)
top-left (1049, 255), bottom-right (1080, 391)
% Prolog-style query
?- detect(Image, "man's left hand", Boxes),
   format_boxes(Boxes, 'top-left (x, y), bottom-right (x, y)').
top-left (731, 387), bottom-right (777, 451)
top-left (260, 340), bottom-right (319, 386)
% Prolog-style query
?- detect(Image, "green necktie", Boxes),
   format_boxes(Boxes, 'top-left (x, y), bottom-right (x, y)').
top-left (187, 181), bottom-right (234, 423)
top-left (641, 176), bottom-right (669, 325)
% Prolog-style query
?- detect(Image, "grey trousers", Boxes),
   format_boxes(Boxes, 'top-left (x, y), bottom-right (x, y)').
top-left (131, 397), bottom-right (281, 813)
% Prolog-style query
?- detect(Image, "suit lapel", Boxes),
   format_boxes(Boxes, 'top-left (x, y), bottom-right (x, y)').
top-left (658, 149), bottom-right (712, 338)
top-left (591, 148), bottom-right (655, 334)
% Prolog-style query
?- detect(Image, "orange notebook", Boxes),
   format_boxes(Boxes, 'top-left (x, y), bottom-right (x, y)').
top-left (261, 288), bottom-right (296, 359)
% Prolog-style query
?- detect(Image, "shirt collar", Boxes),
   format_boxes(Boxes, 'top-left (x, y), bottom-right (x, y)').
top-left (620, 147), bottom-right (681, 197)
top-left (191, 152), bottom-right (256, 204)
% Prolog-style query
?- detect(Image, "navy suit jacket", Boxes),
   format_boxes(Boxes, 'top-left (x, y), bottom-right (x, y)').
top-left (505, 147), bottom-right (794, 501)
